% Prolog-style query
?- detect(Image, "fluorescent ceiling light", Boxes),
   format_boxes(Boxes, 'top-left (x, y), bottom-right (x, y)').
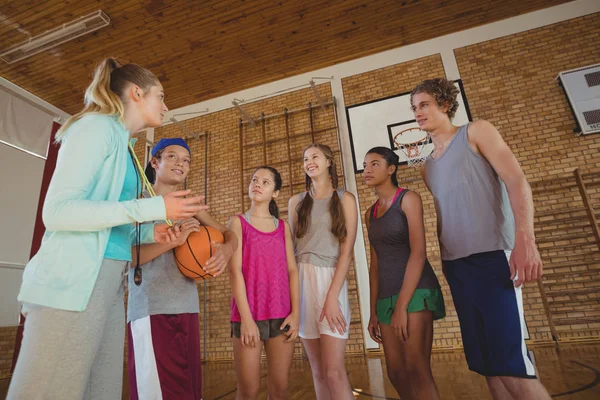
top-left (0, 10), bottom-right (110, 64)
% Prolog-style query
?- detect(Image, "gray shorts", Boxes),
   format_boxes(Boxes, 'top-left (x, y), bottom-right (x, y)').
top-left (231, 318), bottom-right (287, 341)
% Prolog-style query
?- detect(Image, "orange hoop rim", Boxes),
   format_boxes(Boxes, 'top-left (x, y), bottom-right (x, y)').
top-left (393, 127), bottom-right (429, 146)
top-left (393, 127), bottom-right (431, 167)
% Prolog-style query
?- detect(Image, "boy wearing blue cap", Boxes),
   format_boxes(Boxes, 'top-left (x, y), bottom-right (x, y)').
top-left (127, 138), bottom-right (237, 399)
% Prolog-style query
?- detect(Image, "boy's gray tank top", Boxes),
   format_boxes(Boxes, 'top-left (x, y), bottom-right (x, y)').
top-left (127, 245), bottom-right (200, 322)
top-left (294, 189), bottom-right (344, 268)
top-left (368, 189), bottom-right (440, 299)
top-left (127, 191), bottom-right (200, 322)
top-left (424, 124), bottom-right (514, 261)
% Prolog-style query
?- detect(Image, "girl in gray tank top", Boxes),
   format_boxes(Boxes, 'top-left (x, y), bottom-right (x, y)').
top-left (288, 143), bottom-right (358, 399)
top-left (364, 147), bottom-right (444, 400)
top-left (127, 138), bottom-right (237, 399)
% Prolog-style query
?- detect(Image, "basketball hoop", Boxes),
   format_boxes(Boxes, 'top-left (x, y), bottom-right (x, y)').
top-left (393, 127), bottom-right (431, 168)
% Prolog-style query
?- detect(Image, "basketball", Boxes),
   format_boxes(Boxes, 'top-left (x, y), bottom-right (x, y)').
top-left (174, 226), bottom-right (224, 280)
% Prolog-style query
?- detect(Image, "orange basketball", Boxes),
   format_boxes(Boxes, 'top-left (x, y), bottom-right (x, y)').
top-left (174, 226), bottom-right (224, 280)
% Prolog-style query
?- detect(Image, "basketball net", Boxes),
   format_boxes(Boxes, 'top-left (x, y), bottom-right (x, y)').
top-left (393, 127), bottom-right (431, 168)
top-left (128, 142), bottom-right (173, 226)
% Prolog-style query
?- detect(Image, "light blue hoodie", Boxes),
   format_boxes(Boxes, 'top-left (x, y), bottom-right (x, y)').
top-left (18, 114), bottom-right (166, 312)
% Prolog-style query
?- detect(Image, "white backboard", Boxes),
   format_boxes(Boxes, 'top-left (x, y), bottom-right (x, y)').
top-left (346, 80), bottom-right (472, 172)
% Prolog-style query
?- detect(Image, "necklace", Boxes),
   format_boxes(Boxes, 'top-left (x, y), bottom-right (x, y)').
top-left (431, 132), bottom-right (457, 158)
top-left (249, 213), bottom-right (273, 219)
top-left (310, 187), bottom-right (333, 200)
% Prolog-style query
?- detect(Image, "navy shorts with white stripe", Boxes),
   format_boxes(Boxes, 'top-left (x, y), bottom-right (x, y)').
top-left (443, 250), bottom-right (536, 379)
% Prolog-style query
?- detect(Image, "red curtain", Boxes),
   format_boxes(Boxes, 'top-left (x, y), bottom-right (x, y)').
top-left (11, 121), bottom-right (61, 373)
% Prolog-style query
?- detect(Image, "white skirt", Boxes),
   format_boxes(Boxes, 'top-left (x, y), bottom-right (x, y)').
top-left (298, 262), bottom-right (350, 340)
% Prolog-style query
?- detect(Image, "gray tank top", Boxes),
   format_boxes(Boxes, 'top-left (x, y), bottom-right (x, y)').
top-left (127, 194), bottom-right (200, 322)
top-left (127, 247), bottom-right (200, 322)
top-left (368, 189), bottom-right (440, 299)
top-left (294, 189), bottom-right (344, 268)
top-left (424, 124), bottom-right (515, 261)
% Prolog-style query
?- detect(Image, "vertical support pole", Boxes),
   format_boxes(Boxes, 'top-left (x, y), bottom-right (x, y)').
top-left (331, 98), bottom-right (346, 190)
top-left (239, 119), bottom-right (245, 211)
top-left (575, 168), bottom-right (600, 250)
top-left (203, 132), bottom-right (209, 360)
top-left (536, 279), bottom-right (559, 344)
top-left (261, 113), bottom-right (267, 165)
top-left (284, 108), bottom-right (293, 196)
top-left (309, 102), bottom-right (315, 143)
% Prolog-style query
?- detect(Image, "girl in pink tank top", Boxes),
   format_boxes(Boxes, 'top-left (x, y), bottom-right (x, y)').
top-left (228, 166), bottom-right (300, 399)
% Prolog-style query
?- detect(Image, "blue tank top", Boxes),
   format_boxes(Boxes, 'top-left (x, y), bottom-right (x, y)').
top-left (104, 153), bottom-right (139, 261)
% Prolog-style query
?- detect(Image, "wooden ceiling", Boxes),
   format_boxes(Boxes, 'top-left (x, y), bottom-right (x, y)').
top-left (0, 0), bottom-right (570, 115)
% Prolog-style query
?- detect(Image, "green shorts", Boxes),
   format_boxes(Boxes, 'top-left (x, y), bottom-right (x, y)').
top-left (376, 288), bottom-right (446, 325)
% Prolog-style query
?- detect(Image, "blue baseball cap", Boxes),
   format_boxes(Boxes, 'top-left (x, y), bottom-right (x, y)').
top-left (151, 138), bottom-right (191, 157)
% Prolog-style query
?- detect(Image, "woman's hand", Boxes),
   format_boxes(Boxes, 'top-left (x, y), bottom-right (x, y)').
top-left (368, 314), bottom-right (383, 344)
top-left (163, 190), bottom-right (208, 220)
top-left (153, 223), bottom-right (179, 244)
top-left (319, 295), bottom-right (347, 335)
top-left (171, 218), bottom-right (201, 247)
top-left (391, 307), bottom-right (409, 342)
top-left (240, 319), bottom-right (260, 348)
top-left (280, 313), bottom-right (300, 343)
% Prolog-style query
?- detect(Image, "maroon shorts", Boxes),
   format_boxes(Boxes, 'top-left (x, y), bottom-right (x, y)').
top-left (128, 313), bottom-right (202, 399)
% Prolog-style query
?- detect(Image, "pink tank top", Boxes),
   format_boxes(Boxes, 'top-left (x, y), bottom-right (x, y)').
top-left (231, 215), bottom-right (291, 322)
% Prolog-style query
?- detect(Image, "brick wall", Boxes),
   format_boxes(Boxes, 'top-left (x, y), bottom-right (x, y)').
top-left (149, 83), bottom-right (366, 360)
top-left (340, 12), bottom-right (600, 349)
top-left (454, 13), bottom-right (600, 178)
top-left (0, 326), bottom-right (17, 379)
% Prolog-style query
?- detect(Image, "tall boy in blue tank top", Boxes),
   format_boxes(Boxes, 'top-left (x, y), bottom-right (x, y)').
top-left (414, 78), bottom-right (550, 400)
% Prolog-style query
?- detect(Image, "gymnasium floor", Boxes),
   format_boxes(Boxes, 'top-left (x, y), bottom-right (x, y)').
top-left (198, 344), bottom-right (600, 399)
top-left (3, 342), bottom-right (598, 399)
